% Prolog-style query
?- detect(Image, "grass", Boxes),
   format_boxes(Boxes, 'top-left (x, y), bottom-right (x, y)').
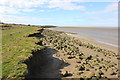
top-left (1, 23), bottom-right (57, 28)
top-left (0, 28), bottom-right (2, 79)
top-left (2, 27), bottom-right (44, 79)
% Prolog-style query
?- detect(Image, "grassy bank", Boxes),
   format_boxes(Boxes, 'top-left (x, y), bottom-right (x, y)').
top-left (2, 27), bottom-right (44, 79)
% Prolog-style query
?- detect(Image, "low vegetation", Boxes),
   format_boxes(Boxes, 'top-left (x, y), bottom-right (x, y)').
top-left (2, 27), bottom-right (44, 79)
top-left (1, 23), bottom-right (57, 28)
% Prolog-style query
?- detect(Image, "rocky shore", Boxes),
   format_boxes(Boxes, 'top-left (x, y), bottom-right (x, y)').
top-left (40, 29), bottom-right (118, 79)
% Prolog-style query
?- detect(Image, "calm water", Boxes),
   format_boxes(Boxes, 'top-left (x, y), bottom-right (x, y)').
top-left (49, 27), bottom-right (118, 47)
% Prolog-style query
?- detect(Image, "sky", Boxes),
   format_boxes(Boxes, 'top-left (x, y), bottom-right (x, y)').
top-left (0, 0), bottom-right (119, 27)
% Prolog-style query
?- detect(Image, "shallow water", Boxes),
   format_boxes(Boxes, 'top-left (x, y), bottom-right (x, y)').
top-left (49, 27), bottom-right (118, 47)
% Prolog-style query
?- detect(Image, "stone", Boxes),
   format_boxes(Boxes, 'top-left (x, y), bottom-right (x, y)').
top-left (76, 60), bottom-right (81, 63)
top-left (77, 71), bottom-right (84, 75)
top-left (68, 55), bottom-right (75, 59)
top-left (79, 66), bottom-right (85, 71)
top-left (61, 71), bottom-right (71, 77)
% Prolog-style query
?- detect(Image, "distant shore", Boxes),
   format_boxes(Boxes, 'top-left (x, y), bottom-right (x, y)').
top-left (55, 27), bottom-right (118, 28)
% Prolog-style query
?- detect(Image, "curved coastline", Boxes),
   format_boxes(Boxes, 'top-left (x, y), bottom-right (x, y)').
top-left (48, 27), bottom-right (118, 54)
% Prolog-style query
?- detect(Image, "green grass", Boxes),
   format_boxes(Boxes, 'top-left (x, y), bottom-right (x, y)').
top-left (2, 27), bottom-right (44, 79)
top-left (1, 23), bottom-right (57, 28)
top-left (0, 28), bottom-right (2, 79)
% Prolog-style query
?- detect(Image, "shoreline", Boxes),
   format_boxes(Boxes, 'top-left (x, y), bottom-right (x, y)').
top-left (48, 28), bottom-right (118, 54)
top-left (48, 26), bottom-right (118, 29)
top-left (66, 33), bottom-right (118, 53)
top-left (41, 29), bottom-right (118, 78)
top-left (69, 32), bottom-right (118, 48)
top-left (97, 40), bottom-right (118, 48)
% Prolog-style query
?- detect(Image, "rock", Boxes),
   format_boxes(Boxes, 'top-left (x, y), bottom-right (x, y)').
top-left (43, 42), bottom-right (46, 45)
top-left (101, 75), bottom-right (107, 78)
top-left (86, 55), bottom-right (93, 60)
top-left (81, 59), bottom-right (87, 64)
top-left (95, 70), bottom-right (103, 78)
top-left (76, 60), bottom-right (81, 63)
top-left (99, 66), bottom-right (102, 69)
top-left (101, 58), bottom-right (104, 61)
top-left (80, 53), bottom-right (84, 56)
top-left (63, 54), bottom-right (66, 56)
top-left (67, 52), bottom-right (71, 55)
top-left (97, 70), bottom-right (103, 75)
top-left (56, 54), bottom-right (60, 57)
top-left (110, 72), bottom-right (117, 75)
top-left (61, 71), bottom-right (71, 77)
top-left (77, 71), bottom-right (84, 75)
top-left (78, 65), bottom-right (85, 71)
top-left (79, 56), bottom-right (83, 60)
top-left (67, 55), bottom-right (75, 59)
top-left (86, 68), bottom-right (90, 71)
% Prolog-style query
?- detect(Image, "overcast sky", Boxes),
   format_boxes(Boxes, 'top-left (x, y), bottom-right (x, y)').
top-left (0, 0), bottom-right (119, 27)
